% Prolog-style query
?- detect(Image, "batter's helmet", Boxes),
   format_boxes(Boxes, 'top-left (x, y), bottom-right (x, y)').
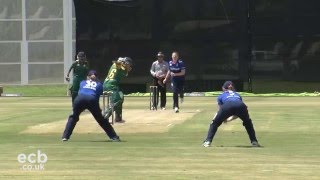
top-left (118, 57), bottom-right (133, 66)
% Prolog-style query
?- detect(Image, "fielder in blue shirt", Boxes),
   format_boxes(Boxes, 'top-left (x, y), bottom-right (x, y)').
top-left (163, 51), bottom-right (186, 113)
top-left (62, 70), bottom-right (120, 142)
top-left (203, 81), bottom-right (260, 147)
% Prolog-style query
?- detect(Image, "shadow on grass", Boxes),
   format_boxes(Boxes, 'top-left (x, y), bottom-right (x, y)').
top-left (214, 145), bottom-right (264, 148)
top-left (235, 145), bottom-right (264, 148)
top-left (61, 139), bottom-right (127, 143)
top-left (89, 140), bottom-right (127, 143)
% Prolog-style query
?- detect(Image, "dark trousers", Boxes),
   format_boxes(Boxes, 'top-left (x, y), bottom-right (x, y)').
top-left (205, 101), bottom-right (258, 143)
top-left (62, 94), bottom-right (118, 139)
top-left (152, 77), bottom-right (167, 108)
top-left (171, 79), bottom-right (184, 108)
top-left (70, 76), bottom-right (83, 106)
top-left (71, 92), bottom-right (78, 107)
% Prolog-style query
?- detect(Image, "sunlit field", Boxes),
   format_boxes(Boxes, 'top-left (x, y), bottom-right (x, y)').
top-left (0, 96), bottom-right (319, 179)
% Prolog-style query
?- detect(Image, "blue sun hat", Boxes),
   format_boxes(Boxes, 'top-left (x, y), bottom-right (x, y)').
top-left (88, 70), bottom-right (97, 76)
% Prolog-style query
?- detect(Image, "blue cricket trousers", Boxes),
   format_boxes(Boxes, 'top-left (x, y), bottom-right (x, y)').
top-left (62, 94), bottom-right (118, 139)
top-left (171, 79), bottom-right (184, 108)
top-left (205, 101), bottom-right (258, 143)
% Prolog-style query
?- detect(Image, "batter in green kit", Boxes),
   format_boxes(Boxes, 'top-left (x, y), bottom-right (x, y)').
top-left (66, 52), bottom-right (89, 105)
top-left (103, 57), bottom-right (132, 123)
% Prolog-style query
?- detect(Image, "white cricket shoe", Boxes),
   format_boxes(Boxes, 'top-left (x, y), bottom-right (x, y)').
top-left (203, 140), bottom-right (211, 147)
top-left (111, 136), bottom-right (121, 142)
top-left (174, 107), bottom-right (179, 113)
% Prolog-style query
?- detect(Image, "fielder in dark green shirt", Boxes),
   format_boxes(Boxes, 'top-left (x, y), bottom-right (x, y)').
top-left (66, 52), bottom-right (89, 105)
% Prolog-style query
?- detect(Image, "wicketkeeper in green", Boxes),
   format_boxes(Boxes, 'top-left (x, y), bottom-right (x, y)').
top-left (65, 51), bottom-right (89, 105)
top-left (103, 57), bottom-right (132, 123)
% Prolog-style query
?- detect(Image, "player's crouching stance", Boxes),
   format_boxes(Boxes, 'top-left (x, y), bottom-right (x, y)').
top-left (62, 70), bottom-right (120, 142)
top-left (202, 81), bottom-right (260, 147)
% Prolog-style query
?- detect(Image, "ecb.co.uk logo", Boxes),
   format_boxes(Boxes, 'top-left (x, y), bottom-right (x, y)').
top-left (17, 150), bottom-right (48, 171)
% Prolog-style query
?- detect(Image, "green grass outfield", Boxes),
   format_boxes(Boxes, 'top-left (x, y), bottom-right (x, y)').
top-left (0, 96), bottom-right (319, 179)
top-left (2, 79), bottom-right (320, 96)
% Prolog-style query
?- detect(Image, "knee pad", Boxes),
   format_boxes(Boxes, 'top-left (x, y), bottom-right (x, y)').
top-left (113, 91), bottom-right (124, 107)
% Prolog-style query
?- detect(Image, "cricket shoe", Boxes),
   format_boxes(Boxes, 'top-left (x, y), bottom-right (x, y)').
top-left (62, 138), bottom-right (68, 142)
top-left (251, 141), bottom-right (261, 147)
top-left (115, 120), bottom-right (126, 123)
top-left (174, 107), bottom-right (179, 113)
top-left (203, 140), bottom-right (211, 147)
top-left (161, 107), bottom-right (166, 110)
top-left (115, 115), bottom-right (123, 122)
top-left (111, 136), bottom-right (121, 142)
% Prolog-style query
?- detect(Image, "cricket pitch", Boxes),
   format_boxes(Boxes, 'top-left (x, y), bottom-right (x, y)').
top-left (22, 109), bottom-right (198, 134)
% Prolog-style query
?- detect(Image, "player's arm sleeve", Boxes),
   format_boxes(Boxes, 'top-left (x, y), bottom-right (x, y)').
top-left (175, 61), bottom-right (186, 76)
top-left (66, 63), bottom-right (76, 76)
top-left (182, 62), bottom-right (186, 74)
top-left (181, 61), bottom-right (186, 69)
top-left (150, 62), bottom-right (156, 76)
top-left (164, 61), bottom-right (169, 73)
